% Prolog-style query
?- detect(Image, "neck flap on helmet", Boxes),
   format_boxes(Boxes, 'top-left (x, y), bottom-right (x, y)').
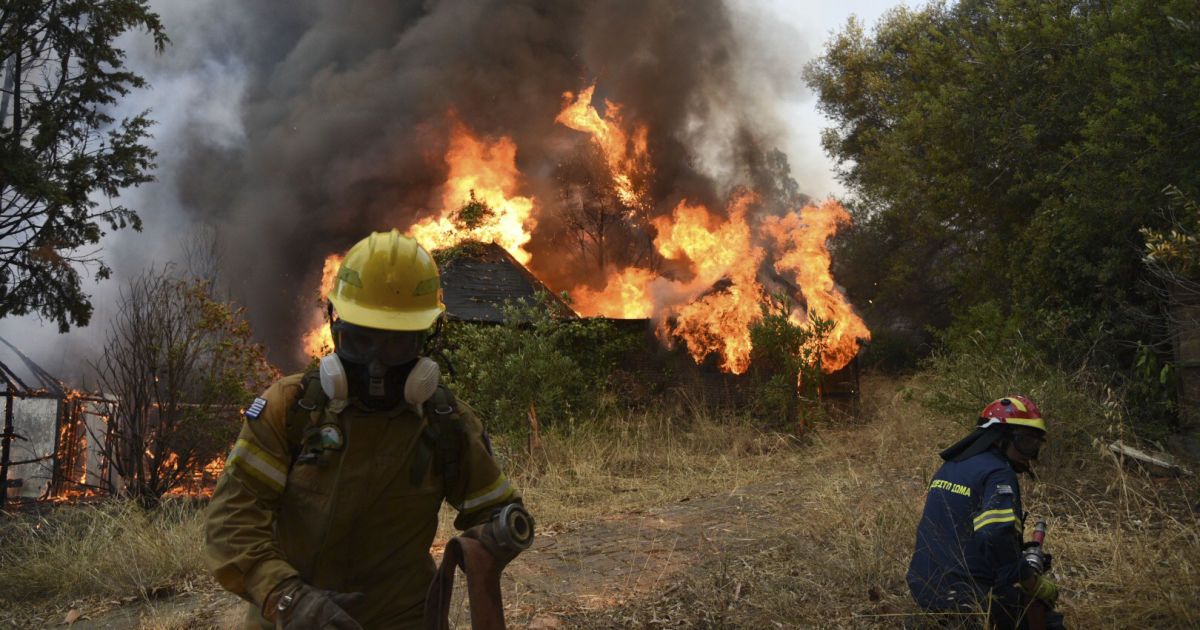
top-left (939, 426), bottom-right (1006, 462)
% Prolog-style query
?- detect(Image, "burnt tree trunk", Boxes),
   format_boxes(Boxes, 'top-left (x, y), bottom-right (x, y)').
top-left (0, 394), bottom-right (14, 508)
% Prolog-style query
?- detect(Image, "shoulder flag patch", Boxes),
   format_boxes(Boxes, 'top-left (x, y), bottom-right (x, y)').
top-left (245, 397), bottom-right (268, 420)
top-left (995, 484), bottom-right (1014, 495)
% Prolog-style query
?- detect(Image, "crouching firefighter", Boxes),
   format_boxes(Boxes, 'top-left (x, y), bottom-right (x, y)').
top-left (907, 396), bottom-right (1064, 629)
top-left (204, 230), bottom-right (534, 629)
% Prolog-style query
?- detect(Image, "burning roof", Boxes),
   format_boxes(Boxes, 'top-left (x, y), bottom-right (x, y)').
top-left (439, 242), bottom-right (575, 323)
top-left (299, 87), bottom-right (869, 374)
top-left (0, 336), bottom-right (67, 397)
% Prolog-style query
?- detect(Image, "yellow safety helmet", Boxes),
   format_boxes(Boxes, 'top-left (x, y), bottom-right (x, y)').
top-left (327, 230), bottom-right (445, 331)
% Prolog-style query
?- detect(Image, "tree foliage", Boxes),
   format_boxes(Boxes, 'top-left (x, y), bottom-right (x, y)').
top-left (452, 190), bottom-right (494, 231)
top-left (91, 268), bottom-right (275, 503)
top-left (0, 1), bottom-right (167, 331)
top-left (807, 0), bottom-right (1200, 365)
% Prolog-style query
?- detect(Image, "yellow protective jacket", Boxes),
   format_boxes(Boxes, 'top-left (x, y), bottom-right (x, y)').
top-left (204, 373), bottom-right (519, 629)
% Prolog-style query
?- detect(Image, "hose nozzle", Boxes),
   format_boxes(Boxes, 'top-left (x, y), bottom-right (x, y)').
top-left (494, 503), bottom-right (535, 551)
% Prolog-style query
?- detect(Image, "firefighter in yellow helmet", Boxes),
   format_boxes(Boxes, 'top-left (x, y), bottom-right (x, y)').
top-left (204, 230), bottom-right (532, 629)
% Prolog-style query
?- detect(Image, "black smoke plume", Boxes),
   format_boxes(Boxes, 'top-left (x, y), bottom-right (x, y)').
top-left (173, 0), bottom-right (805, 369)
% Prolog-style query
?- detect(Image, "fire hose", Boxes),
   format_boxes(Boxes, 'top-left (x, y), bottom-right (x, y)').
top-left (1022, 519), bottom-right (1049, 630)
top-left (425, 504), bottom-right (535, 630)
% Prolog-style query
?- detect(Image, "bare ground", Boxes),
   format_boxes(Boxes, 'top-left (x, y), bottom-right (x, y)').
top-left (33, 475), bottom-right (849, 629)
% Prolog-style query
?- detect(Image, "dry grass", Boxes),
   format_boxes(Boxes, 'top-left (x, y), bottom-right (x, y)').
top-left (500, 392), bottom-right (814, 526)
top-left (0, 500), bottom-right (207, 608)
top-left (555, 375), bottom-right (1200, 629)
top-left (1, 373), bottom-right (1196, 629)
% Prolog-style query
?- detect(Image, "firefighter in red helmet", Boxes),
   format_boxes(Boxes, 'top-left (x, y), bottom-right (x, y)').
top-left (907, 396), bottom-right (1065, 629)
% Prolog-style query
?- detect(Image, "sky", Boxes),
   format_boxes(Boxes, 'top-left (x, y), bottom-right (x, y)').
top-left (0, 0), bottom-right (910, 382)
top-left (741, 0), bottom-right (906, 199)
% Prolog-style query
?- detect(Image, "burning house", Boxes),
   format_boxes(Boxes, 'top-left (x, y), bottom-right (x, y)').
top-left (293, 85), bottom-right (870, 399)
top-left (146, 1), bottom-right (871, 391)
top-left (0, 338), bottom-right (115, 505)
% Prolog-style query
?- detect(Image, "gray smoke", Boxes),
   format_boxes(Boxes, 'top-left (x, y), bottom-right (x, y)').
top-left (0, 0), bottom-right (813, 376)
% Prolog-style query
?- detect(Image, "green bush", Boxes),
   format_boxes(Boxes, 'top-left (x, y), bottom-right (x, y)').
top-left (440, 293), bottom-right (636, 434)
top-left (919, 312), bottom-right (1126, 464)
top-left (748, 294), bottom-right (831, 431)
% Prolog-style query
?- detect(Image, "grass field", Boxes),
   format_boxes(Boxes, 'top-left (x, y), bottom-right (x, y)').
top-left (1, 373), bottom-right (1196, 628)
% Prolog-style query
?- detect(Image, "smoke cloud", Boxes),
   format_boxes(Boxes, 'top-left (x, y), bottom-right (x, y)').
top-left (1, 0), bottom-right (815, 375)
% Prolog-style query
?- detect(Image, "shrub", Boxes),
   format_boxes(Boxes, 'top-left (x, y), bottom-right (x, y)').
top-left (920, 310), bottom-right (1125, 464)
top-left (440, 293), bottom-right (635, 434)
top-left (748, 294), bottom-right (831, 431)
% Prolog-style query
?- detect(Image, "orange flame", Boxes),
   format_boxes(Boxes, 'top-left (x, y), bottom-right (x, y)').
top-left (294, 87), bottom-right (868, 378)
top-left (409, 118), bottom-right (537, 264)
top-left (653, 194), bottom-right (764, 374)
top-left (302, 254), bottom-right (343, 359)
top-left (761, 200), bottom-right (871, 372)
top-left (570, 267), bottom-right (657, 319)
top-left (556, 85), bottom-right (650, 209)
top-left (570, 195), bottom-right (867, 375)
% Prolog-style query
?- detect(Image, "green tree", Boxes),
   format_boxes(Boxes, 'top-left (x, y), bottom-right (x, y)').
top-left (0, 1), bottom-right (167, 332)
top-left (808, 0), bottom-right (1200, 365)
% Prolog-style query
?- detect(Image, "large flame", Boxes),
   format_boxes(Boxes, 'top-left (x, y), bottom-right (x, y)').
top-left (556, 84), bottom-right (650, 209)
top-left (409, 118), bottom-right (537, 264)
top-left (569, 193), bottom-right (868, 374)
top-left (762, 200), bottom-right (872, 372)
top-left (297, 86), bottom-right (868, 378)
top-left (653, 194), bottom-right (764, 374)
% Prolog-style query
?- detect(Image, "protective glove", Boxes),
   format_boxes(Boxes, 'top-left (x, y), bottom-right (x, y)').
top-left (270, 577), bottom-right (365, 630)
top-left (1019, 573), bottom-right (1059, 609)
top-left (462, 520), bottom-right (520, 570)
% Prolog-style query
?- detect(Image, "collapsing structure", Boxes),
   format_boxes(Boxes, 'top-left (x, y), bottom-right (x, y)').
top-left (0, 338), bottom-right (116, 506)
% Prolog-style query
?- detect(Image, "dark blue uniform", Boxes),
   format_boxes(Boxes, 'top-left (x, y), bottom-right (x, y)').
top-left (908, 449), bottom-right (1027, 624)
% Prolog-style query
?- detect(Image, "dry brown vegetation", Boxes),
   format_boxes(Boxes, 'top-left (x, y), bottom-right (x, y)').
top-left (0, 374), bottom-right (1196, 629)
top-left (528, 376), bottom-right (1199, 628)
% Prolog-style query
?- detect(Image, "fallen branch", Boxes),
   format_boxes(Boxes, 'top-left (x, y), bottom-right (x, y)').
top-left (1108, 440), bottom-right (1194, 477)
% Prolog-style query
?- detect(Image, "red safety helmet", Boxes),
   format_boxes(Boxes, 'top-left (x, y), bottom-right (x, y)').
top-left (978, 395), bottom-right (1046, 432)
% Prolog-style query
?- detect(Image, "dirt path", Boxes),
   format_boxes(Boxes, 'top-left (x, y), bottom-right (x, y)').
top-left (50, 478), bottom-right (804, 629)
top-left (508, 478), bottom-right (798, 623)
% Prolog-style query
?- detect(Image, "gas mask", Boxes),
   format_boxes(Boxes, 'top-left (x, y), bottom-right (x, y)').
top-left (320, 321), bottom-right (440, 409)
